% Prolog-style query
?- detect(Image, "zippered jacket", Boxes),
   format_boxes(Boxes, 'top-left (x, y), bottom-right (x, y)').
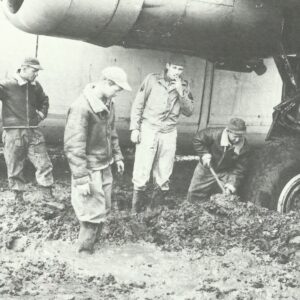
top-left (193, 127), bottom-right (251, 188)
top-left (0, 77), bottom-right (49, 128)
top-left (130, 72), bottom-right (194, 133)
top-left (64, 84), bottom-right (123, 185)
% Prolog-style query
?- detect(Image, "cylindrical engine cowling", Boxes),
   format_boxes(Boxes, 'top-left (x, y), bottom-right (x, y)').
top-left (2, 0), bottom-right (145, 45)
top-left (2, 0), bottom-right (284, 60)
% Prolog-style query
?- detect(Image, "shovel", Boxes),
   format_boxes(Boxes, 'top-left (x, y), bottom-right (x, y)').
top-left (209, 166), bottom-right (226, 194)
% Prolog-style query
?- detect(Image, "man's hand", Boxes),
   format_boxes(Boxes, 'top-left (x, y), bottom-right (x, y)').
top-left (77, 183), bottom-right (91, 196)
top-left (116, 160), bottom-right (125, 175)
top-left (224, 183), bottom-right (236, 195)
top-left (170, 76), bottom-right (184, 97)
top-left (131, 130), bottom-right (141, 144)
top-left (202, 153), bottom-right (212, 168)
top-left (36, 110), bottom-right (45, 123)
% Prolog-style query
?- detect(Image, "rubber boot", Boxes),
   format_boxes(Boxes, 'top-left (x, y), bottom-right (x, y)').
top-left (13, 190), bottom-right (25, 203)
top-left (96, 222), bottom-right (104, 242)
top-left (40, 186), bottom-right (65, 210)
top-left (148, 188), bottom-right (167, 214)
top-left (77, 221), bottom-right (99, 254)
top-left (131, 190), bottom-right (145, 213)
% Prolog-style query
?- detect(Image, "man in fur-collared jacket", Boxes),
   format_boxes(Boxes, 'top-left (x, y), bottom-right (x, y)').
top-left (64, 66), bottom-right (131, 253)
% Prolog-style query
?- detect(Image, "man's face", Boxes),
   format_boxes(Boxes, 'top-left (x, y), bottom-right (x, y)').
top-left (20, 66), bottom-right (39, 82)
top-left (166, 63), bottom-right (184, 80)
top-left (98, 79), bottom-right (123, 99)
top-left (227, 130), bottom-right (245, 145)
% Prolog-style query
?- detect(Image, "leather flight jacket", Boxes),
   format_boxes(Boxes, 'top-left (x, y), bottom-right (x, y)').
top-left (0, 76), bottom-right (49, 128)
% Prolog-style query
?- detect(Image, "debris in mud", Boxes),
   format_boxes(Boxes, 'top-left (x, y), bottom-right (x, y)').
top-left (0, 254), bottom-right (136, 298)
top-left (0, 157), bottom-right (299, 298)
top-left (101, 194), bottom-right (300, 264)
top-left (1, 184), bottom-right (300, 265)
top-left (0, 258), bottom-right (69, 296)
top-left (0, 184), bottom-right (80, 257)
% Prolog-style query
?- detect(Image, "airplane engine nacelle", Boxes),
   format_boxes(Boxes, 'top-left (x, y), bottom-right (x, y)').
top-left (0, 0), bottom-right (289, 63)
top-left (2, 0), bottom-right (145, 46)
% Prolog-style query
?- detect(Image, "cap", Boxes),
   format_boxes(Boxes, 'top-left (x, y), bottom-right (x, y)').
top-left (21, 57), bottom-right (43, 70)
top-left (168, 53), bottom-right (186, 67)
top-left (227, 118), bottom-right (247, 134)
top-left (102, 66), bottom-right (132, 91)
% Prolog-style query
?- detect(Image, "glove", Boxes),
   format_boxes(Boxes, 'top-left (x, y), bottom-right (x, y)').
top-left (131, 130), bottom-right (141, 144)
top-left (77, 182), bottom-right (91, 196)
top-left (202, 153), bottom-right (212, 168)
top-left (116, 160), bottom-right (124, 175)
top-left (224, 183), bottom-right (236, 195)
top-left (36, 110), bottom-right (45, 123)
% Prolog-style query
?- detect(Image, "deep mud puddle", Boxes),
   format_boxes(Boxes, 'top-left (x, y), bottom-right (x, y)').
top-left (42, 241), bottom-right (200, 298)
top-left (14, 240), bottom-right (297, 300)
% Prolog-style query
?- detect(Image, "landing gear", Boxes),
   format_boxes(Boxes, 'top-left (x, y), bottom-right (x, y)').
top-left (242, 137), bottom-right (300, 212)
top-left (245, 41), bottom-right (300, 213)
top-left (277, 174), bottom-right (300, 213)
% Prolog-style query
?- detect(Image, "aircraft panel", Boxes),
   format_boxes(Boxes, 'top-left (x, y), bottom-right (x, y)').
top-left (209, 58), bottom-right (282, 136)
top-left (35, 35), bottom-right (206, 150)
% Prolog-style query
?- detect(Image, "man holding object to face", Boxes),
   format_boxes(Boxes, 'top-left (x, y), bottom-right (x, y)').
top-left (130, 53), bottom-right (194, 213)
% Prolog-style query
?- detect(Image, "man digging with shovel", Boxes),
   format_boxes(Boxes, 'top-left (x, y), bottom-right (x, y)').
top-left (187, 118), bottom-right (251, 202)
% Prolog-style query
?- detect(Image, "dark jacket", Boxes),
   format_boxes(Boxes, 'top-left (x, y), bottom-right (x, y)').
top-left (64, 85), bottom-right (123, 185)
top-left (193, 127), bottom-right (251, 188)
top-left (0, 76), bottom-right (49, 128)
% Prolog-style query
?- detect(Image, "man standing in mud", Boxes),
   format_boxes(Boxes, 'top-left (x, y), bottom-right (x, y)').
top-left (187, 118), bottom-right (250, 201)
top-left (64, 66), bottom-right (131, 253)
top-left (0, 57), bottom-right (63, 209)
top-left (130, 54), bottom-right (194, 213)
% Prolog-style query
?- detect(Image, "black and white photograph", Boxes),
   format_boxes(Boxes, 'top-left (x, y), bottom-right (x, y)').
top-left (0, 0), bottom-right (299, 299)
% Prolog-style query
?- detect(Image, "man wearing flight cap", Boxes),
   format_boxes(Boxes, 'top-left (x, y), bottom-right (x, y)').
top-left (0, 56), bottom-right (63, 209)
top-left (187, 118), bottom-right (251, 202)
top-left (130, 53), bottom-right (194, 213)
top-left (64, 66), bottom-right (131, 253)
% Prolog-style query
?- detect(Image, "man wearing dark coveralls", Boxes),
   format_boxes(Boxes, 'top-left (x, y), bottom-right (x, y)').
top-left (0, 57), bottom-right (63, 209)
top-left (187, 118), bottom-right (250, 201)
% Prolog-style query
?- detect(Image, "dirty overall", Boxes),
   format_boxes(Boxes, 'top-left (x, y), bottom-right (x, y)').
top-left (0, 75), bottom-right (52, 191)
top-left (3, 128), bottom-right (53, 191)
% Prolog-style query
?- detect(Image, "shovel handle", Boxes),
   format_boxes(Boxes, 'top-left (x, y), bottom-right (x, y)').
top-left (209, 166), bottom-right (226, 194)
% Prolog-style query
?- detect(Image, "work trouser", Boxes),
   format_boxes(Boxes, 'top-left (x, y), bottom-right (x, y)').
top-left (2, 128), bottom-right (53, 191)
top-left (71, 166), bottom-right (113, 224)
top-left (132, 124), bottom-right (177, 191)
top-left (187, 162), bottom-right (229, 202)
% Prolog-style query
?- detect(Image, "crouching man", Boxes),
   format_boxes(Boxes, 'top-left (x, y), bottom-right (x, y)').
top-left (187, 118), bottom-right (251, 202)
top-left (64, 67), bottom-right (131, 253)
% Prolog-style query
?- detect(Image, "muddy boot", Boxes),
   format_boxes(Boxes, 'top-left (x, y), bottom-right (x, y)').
top-left (131, 190), bottom-right (146, 213)
top-left (96, 222), bottom-right (104, 242)
top-left (13, 190), bottom-right (25, 204)
top-left (77, 222), bottom-right (99, 254)
top-left (40, 186), bottom-right (65, 211)
top-left (148, 188), bottom-right (167, 214)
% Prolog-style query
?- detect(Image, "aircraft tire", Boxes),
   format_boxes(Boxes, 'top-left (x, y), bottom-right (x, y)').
top-left (241, 136), bottom-right (300, 212)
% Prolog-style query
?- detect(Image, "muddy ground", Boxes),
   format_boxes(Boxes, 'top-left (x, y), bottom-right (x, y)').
top-left (0, 149), bottom-right (299, 299)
